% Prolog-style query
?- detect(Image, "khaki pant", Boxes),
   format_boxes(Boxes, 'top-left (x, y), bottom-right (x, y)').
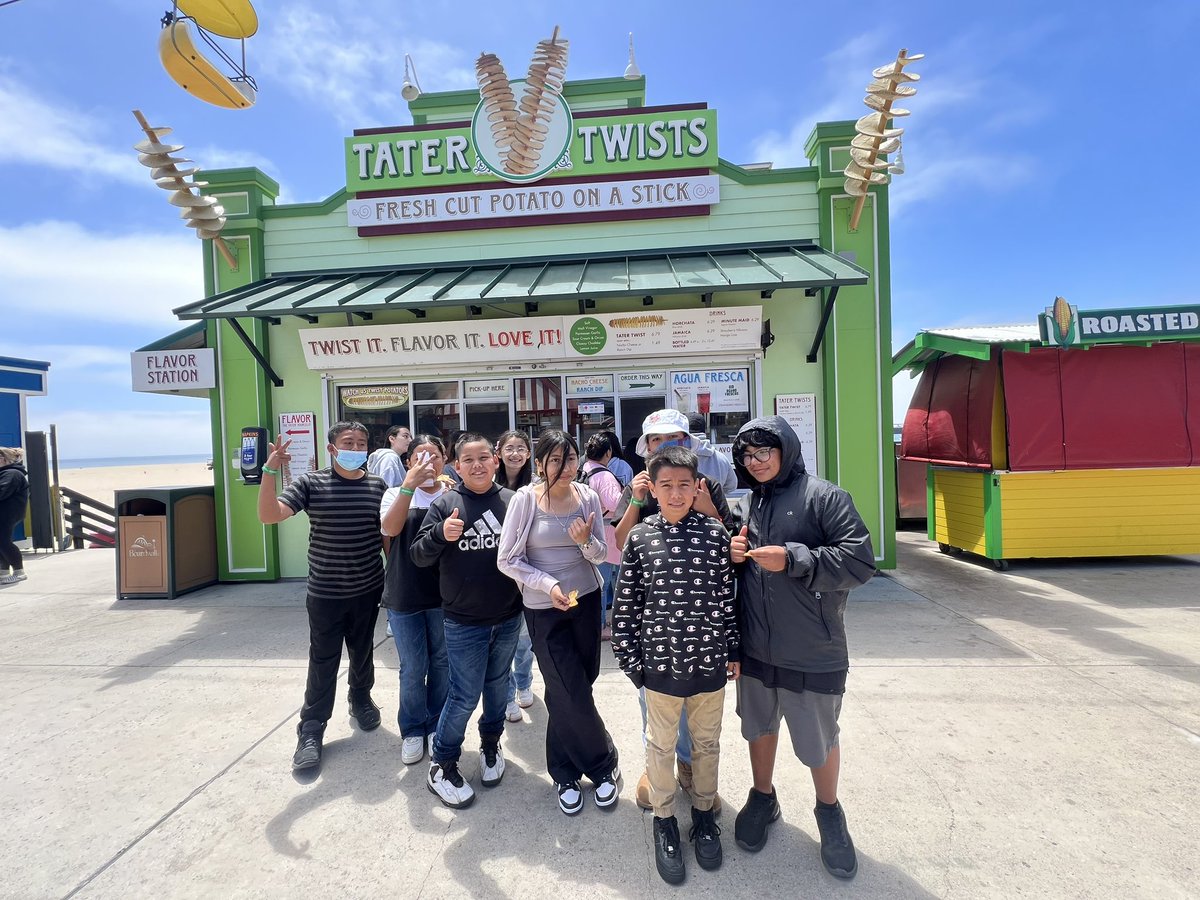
top-left (645, 685), bottom-right (725, 818)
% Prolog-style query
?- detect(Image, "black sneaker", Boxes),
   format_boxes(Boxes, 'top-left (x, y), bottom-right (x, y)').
top-left (689, 807), bottom-right (723, 871)
top-left (653, 815), bottom-right (686, 885)
top-left (348, 693), bottom-right (381, 731)
top-left (427, 761), bottom-right (476, 809)
top-left (557, 780), bottom-right (584, 816)
top-left (814, 801), bottom-right (858, 879)
top-left (479, 739), bottom-right (505, 787)
top-left (292, 723), bottom-right (324, 771)
top-left (734, 787), bottom-right (780, 852)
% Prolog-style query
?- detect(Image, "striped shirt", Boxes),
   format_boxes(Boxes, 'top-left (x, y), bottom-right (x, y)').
top-left (280, 468), bottom-right (387, 601)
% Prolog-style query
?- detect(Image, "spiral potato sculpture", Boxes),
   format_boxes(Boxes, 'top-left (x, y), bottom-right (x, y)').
top-left (843, 50), bottom-right (923, 212)
top-left (474, 28), bottom-right (569, 177)
top-left (476, 53), bottom-right (520, 153)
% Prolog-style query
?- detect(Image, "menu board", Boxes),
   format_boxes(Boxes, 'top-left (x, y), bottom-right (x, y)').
top-left (773, 393), bottom-right (819, 477)
top-left (277, 411), bottom-right (319, 490)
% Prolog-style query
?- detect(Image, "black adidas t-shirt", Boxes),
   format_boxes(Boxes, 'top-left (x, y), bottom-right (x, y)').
top-left (279, 468), bottom-right (387, 601)
top-left (410, 483), bottom-right (522, 626)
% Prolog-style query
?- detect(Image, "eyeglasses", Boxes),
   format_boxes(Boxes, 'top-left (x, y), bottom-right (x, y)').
top-left (502, 447), bottom-right (529, 456)
top-left (739, 448), bottom-right (775, 465)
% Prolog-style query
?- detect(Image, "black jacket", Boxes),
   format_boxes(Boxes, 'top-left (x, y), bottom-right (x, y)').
top-left (410, 483), bottom-right (522, 626)
top-left (0, 463), bottom-right (30, 524)
top-left (732, 416), bottom-right (876, 673)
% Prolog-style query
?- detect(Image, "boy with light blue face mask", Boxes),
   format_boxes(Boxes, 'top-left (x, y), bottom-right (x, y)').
top-left (258, 420), bottom-right (390, 775)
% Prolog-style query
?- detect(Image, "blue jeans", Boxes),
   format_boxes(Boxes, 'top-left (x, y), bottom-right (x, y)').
top-left (434, 613), bottom-right (522, 764)
top-left (387, 608), bottom-right (448, 739)
top-left (507, 615), bottom-right (534, 702)
top-left (598, 562), bottom-right (617, 628)
top-left (639, 686), bottom-right (692, 764)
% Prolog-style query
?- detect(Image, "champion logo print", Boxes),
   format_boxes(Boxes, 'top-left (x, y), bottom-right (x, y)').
top-left (459, 509), bottom-right (504, 551)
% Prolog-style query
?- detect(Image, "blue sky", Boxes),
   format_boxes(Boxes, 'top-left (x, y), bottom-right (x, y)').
top-left (1, 0), bottom-right (1196, 458)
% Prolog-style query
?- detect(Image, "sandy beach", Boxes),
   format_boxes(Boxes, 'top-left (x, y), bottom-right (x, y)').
top-left (57, 462), bottom-right (214, 506)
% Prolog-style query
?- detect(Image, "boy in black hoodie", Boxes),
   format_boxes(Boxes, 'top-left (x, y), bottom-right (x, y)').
top-left (411, 433), bottom-right (522, 810)
top-left (613, 446), bottom-right (739, 884)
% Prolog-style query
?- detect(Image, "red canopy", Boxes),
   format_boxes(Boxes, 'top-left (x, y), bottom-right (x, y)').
top-left (1002, 343), bottom-right (1200, 470)
top-left (900, 353), bottom-right (998, 468)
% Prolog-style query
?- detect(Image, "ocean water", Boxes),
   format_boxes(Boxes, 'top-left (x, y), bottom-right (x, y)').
top-left (59, 454), bottom-right (211, 469)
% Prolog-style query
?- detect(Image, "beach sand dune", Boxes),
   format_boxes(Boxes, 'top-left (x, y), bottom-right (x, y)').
top-left (58, 463), bottom-right (214, 506)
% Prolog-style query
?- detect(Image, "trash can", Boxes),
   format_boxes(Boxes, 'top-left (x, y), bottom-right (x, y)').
top-left (116, 486), bottom-right (218, 599)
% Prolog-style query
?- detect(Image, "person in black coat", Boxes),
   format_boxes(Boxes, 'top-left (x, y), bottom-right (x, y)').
top-left (0, 447), bottom-right (30, 584)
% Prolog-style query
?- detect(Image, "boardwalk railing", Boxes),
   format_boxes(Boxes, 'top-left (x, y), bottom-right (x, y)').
top-left (59, 487), bottom-right (116, 549)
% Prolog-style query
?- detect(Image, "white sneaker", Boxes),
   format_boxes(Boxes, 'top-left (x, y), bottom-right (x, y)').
top-left (594, 764), bottom-right (621, 808)
top-left (557, 780), bottom-right (584, 815)
top-left (427, 733), bottom-right (436, 758)
top-left (386, 620), bottom-right (393, 637)
top-left (505, 700), bottom-right (522, 722)
top-left (11, 572), bottom-right (26, 582)
top-left (401, 735), bottom-right (425, 765)
top-left (0, 575), bottom-right (16, 585)
top-left (428, 761), bottom-right (475, 809)
top-left (516, 687), bottom-right (534, 708)
top-left (480, 742), bottom-right (506, 787)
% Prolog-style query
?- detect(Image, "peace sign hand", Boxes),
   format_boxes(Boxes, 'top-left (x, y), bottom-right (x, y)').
top-left (267, 435), bottom-right (292, 469)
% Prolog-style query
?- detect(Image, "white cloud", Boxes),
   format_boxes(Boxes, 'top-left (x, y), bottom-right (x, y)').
top-left (0, 221), bottom-right (202, 328)
top-left (750, 31), bottom-right (888, 167)
top-left (0, 72), bottom-right (145, 185)
top-left (889, 151), bottom-right (1034, 215)
top-left (0, 64), bottom-right (276, 193)
top-left (256, 4), bottom-right (476, 127)
top-left (27, 405), bottom-right (212, 460)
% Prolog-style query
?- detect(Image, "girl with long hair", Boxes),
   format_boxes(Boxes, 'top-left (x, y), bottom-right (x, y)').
top-left (496, 430), bottom-right (620, 815)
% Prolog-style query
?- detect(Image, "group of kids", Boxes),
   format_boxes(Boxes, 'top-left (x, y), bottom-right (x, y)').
top-left (257, 408), bottom-right (876, 885)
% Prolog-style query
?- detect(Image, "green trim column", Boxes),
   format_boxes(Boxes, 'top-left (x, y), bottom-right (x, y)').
top-left (202, 169), bottom-right (281, 581)
top-left (983, 473), bottom-right (1004, 560)
top-left (806, 122), bottom-right (896, 568)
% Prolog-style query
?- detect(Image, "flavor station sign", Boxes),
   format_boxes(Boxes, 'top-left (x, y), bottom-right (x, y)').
top-left (300, 307), bottom-right (762, 370)
top-left (130, 349), bottom-right (215, 392)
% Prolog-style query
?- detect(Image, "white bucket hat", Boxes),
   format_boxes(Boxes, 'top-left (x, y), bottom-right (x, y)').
top-left (634, 408), bottom-right (693, 457)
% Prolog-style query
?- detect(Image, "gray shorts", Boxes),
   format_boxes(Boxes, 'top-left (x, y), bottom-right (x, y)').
top-left (736, 674), bottom-right (842, 768)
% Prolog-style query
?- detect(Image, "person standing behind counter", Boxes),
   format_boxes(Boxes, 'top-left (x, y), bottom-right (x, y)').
top-left (258, 422), bottom-right (388, 775)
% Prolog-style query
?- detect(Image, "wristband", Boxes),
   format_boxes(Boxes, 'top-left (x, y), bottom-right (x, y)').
top-left (397, 487), bottom-right (415, 496)
top-left (629, 497), bottom-right (646, 508)
top-left (262, 465), bottom-right (280, 476)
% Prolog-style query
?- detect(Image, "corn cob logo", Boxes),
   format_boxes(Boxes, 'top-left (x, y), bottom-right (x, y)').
top-left (1044, 296), bottom-right (1078, 348)
top-left (471, 28), bottom-right (573, 184)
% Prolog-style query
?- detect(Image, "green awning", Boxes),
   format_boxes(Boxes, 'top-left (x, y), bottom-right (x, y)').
top-left (892, 326), bottom-right (1041, 377)
top-left (137, 320), bottom-right (207, 352)
top-left (174, 241), bottom-right (869, 321)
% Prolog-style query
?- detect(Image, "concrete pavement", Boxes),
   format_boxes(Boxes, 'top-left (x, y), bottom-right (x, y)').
top-left (1, 531), bottom-right (1197, 899)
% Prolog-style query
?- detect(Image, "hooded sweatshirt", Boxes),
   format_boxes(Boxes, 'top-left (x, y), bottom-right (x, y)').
top-left (410, 482), bottom-right (522, 626)
top-left (732, 416), bottom-right (876, 675)
top-left (688, 433), bottom-right (739, 493)
top-left (0, 462), bottom-right (30, 524)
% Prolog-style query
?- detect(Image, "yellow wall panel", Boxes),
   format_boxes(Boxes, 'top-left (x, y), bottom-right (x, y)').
top-left (998, 468), bottom-right (1200, 558)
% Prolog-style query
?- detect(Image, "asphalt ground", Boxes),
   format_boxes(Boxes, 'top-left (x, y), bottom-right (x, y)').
top-left (1, 529), bottom-right (1197, 899)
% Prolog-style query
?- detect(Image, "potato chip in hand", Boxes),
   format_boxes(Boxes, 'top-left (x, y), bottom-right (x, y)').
top-left (566, 589), bottom-right (578, 608)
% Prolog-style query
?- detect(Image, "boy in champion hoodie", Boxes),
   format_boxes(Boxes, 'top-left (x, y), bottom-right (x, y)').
top-left (728, 415), bottom-right (875, 880)
top-left (412, 432), bottom-right (523, 810)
